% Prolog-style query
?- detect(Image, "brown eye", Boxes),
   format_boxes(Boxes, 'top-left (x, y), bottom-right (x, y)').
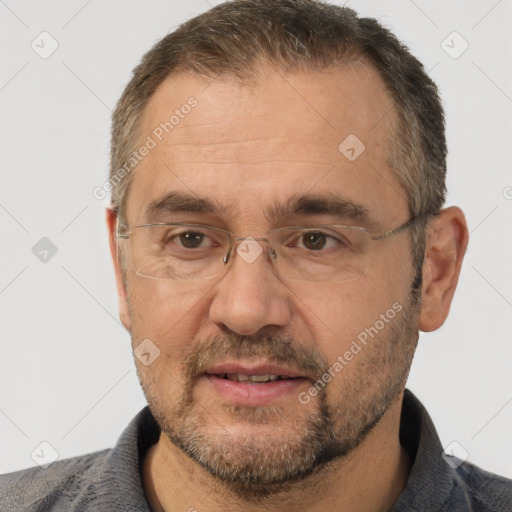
top-left (301, 232), bottom-right (327, 250)
top-left (178, 232), bottom-right (205, 249)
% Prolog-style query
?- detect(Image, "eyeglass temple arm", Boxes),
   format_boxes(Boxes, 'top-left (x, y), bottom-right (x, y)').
top-left (115, 221), bottom-right (130, 239)
top-left (370, 215), bottom-right (425, 241)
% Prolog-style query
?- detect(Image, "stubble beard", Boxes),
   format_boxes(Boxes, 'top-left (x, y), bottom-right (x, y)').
top-left (134, 288), bottom-right (420, 502)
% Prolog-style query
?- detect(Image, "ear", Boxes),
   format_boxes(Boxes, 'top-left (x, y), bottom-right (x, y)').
top-left (418, 206), bottom-right (469, 332)
top-left (106, 207), bottom-right (131, 331)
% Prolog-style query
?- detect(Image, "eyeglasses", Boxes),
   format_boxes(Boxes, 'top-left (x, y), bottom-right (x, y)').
top-left (116, 217), bottom-right (420, 282)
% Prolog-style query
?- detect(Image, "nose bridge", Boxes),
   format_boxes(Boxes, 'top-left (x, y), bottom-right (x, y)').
top-left (225, 236), bottom-right (275, 267)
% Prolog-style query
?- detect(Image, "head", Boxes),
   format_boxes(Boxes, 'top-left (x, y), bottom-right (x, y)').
top-left (106, 0), bottom-right (468, 500)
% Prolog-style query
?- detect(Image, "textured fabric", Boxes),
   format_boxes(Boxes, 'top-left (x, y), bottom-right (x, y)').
top-left (1, 389), bottom-right (511, 511)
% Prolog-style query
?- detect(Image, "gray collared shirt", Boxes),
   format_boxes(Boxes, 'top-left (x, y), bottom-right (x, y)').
top-left (1, 389), bottom-right (511, 511)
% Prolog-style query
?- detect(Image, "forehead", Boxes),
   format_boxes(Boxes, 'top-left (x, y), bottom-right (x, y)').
top-left (125, 64), bottom-right (408, 228)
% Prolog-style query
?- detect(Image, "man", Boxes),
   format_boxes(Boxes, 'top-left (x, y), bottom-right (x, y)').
top-left (1, 1), bottom-right (511, 510)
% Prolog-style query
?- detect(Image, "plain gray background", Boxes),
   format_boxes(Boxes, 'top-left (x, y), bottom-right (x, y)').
top-left (1, 0), bottom-right (511, 478)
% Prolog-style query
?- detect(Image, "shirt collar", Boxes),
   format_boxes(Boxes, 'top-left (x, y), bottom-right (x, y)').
top-left (390, 388), bottom-right (454, 511)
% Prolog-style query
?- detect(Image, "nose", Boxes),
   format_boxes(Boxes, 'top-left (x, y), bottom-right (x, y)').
top-left (209, 238), bottom-right (292, 336)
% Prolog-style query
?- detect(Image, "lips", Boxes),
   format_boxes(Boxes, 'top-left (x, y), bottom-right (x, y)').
top-left (214, 373), bottom-right (296, 383)
top-left (204, 362), bottom-right (306, 381)
top-left (202, 361), bottom-right (311, 406)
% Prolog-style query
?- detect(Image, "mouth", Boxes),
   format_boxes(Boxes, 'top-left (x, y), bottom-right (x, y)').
top-left (202, 362), bottom-right (312, 406)
top-left (209, 373), bottom-right (300, 383)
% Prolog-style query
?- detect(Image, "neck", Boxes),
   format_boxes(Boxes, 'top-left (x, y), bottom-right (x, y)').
top-left (142, 392), bottom-right (411, 512)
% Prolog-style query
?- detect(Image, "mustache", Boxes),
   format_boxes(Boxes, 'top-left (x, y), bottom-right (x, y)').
top-left (182, 331), bottom-right (329, 383)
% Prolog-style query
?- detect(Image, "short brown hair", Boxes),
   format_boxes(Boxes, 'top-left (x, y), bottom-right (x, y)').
top-left (110, 0), bottom-right (446, 273)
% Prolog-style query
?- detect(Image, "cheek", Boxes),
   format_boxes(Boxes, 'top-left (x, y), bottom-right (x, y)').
top-left (290, 274), bottom-right (407, 364)
top-left (128, 281), bottom-right (214, 399)
top-left (288, 282), bottom-right (366, 354)
top-left (128, 278), bottom-right (209, 355)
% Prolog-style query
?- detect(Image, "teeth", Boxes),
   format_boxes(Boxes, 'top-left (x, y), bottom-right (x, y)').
top-left (221, 373), bottom-right (291, 382)
top-left (251, 374), bottom-right (273, 382)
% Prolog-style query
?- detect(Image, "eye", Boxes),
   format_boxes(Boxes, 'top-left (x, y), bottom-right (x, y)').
top-left (295, 230), bottom-right (344, 251)
top-left (167, 230), bottom-right (214, 249)
top-left (300, 232), bottom-right (326, 251)
top-left (176, 231), bottom-right (208, 249)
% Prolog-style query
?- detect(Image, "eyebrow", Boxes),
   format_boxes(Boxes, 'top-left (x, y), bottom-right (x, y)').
top-left (144, 191), bottom-right (383, 231)
top-left (145, 192), bottom-right (226, 221)
top-left (266, 194), bottom-right (384, 231)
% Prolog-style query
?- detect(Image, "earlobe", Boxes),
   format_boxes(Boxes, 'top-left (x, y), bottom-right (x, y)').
top-left (418, 206), bottom-right (469, 332)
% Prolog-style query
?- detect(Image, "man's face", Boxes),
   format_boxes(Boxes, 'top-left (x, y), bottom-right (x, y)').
top-left (114, 65), bottom-right (421, 495)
